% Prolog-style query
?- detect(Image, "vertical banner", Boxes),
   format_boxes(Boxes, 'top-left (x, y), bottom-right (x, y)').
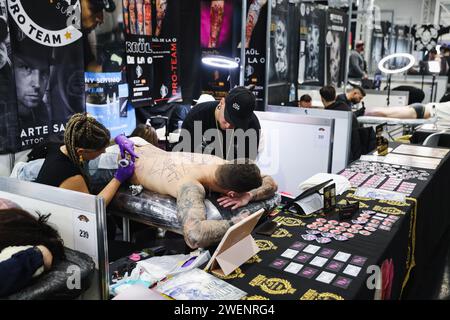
top-left (124, 0), bottom-right (181, 107)
top-left (370, 27), bottom-right (383, 75)
top-left (85, 72), bottom-right (136, 137)
top-left (0, 0), bottom-right (18, 153)
top-left (298, 3), bottom-right (326, 86)
top-left (325, 8), bottom-right (348, 88)
top-left (268, 0), bottom-right (288, 84)
top-left (394, 26), bottom-right (411, 68)
top-left (244, 0), bottom-right (268, 111)
top-left (150, 0), bottom-right (181, 105)
top-left (200, 0), bottom-right (236, 99)
top-left (83, 0), bottom-right (136, 136)
top-left (124, 0), bottom-right (154, 106)
top-left (6, 0), bottom-right (84, 151)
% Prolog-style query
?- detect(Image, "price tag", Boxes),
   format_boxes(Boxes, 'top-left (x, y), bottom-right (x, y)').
top-left (315, 127), bottom-right (329, 147)
top-left (72, 210), bottom-right (98, 266)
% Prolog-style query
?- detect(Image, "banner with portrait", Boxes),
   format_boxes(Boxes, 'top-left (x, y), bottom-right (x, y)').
top-left (298, 3), bottom-right (326, 86)
top-left (4, 0), bottom-right (85, 152)
top-left (268, 0), bottom-right (288, 84)
top-left (0, 0), bottom-right (18, 153)
top-left (325, 8), bottom-right (348, 87)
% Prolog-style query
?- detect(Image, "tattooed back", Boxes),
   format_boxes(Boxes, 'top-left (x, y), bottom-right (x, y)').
top-left (131, 144), bottom-right (225, 197)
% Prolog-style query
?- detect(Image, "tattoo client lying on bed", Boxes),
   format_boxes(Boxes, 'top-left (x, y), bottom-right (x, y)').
top-left (103, 141), bottom-right (278, 249)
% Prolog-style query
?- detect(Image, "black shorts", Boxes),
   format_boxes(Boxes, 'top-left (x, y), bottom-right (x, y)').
top-left (411, 103), bottom-right (426, 119)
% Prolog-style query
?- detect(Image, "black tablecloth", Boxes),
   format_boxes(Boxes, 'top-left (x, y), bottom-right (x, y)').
top-left (220, 143), bottom-right (450, 300)
top-left (219, 194), bottom-right (414, 300)
top-left (401, 146), bottom-right (450, 298)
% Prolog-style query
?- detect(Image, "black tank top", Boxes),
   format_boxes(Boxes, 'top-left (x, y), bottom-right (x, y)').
top-left (35, 145), bottom-right (82, 187)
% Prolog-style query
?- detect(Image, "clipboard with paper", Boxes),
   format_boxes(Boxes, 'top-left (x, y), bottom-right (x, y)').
top-left (281, 179), bottom-right (333, 215)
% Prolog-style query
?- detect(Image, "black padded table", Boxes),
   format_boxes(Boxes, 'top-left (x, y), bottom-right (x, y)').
top-left (4, 248), bottom-right (95, 300)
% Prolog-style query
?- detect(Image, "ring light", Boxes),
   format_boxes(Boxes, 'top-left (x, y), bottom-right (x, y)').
top-left (201, 55), bottom-right (239, 69)
top-left (378, 53), bottom-right (416, 74)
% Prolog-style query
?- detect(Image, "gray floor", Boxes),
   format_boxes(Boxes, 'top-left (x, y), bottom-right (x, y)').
top-left (435, 246), bottom-right (450, 300)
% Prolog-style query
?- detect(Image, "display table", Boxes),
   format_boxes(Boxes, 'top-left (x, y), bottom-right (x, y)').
top-left (107, 143), bottom-right (450, 300)
top-left (220, 143), bottom-right (450, 300)
top-left (218, 194), bottom-right (414, 300)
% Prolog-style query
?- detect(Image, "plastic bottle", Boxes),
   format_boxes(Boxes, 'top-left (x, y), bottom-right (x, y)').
top-left (374, 72), bottom-right (382, 91)
top-left (169, 120), bottom-right (183, 144)
top-left (174, 120), bottom-right (183, 134)
top-left (289, 83), bottom-right (296, 102)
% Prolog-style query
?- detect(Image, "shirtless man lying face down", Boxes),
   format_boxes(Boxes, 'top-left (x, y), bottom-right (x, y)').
top-left (123, 143), bottom-right (278, 249)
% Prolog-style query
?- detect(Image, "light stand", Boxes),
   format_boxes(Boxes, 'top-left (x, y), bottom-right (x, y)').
top-left (386, 74), bottom-right (392, 106)
top-left (428, 60), bottom-right (441, 102)
top-left (431, 73), bottom-right (436, 102)
top-left (378, 53), bottom-right (416, 106)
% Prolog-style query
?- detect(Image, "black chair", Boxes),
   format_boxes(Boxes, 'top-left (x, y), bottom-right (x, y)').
top-left (392, 86), bottom-right (425, 104)
top-left (135, 103), bottom-right (191, 133)
top-left (422, 130), bottom-right (450, 148)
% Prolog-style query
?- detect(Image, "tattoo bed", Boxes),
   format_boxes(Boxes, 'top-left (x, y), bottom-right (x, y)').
top-left (108, 187), bottom-right (281, 242)
top-left (10, 158), bottom-right (281, 244)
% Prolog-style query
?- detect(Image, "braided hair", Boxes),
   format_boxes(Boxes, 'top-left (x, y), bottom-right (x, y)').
top-left (64, 113), bottom-right (111, 174)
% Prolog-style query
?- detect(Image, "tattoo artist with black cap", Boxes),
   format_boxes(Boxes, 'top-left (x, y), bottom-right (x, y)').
top-left (81, 0), bottom-right (116, 72)
top-left (179, 87), bottom-right (261, 160)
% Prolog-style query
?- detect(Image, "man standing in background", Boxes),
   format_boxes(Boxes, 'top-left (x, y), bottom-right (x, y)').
top-left (348, 40), bottom-right (368, 80)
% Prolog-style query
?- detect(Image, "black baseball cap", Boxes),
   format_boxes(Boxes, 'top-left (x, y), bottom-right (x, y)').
top-left (224, 87), bottom-right (256, 130)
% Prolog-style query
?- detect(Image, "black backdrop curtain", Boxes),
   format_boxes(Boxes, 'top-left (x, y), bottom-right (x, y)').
top-left (179, 0), bottom-right (201, 104)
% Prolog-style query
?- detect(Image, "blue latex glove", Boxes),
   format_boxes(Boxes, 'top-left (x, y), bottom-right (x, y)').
top-left (114, 159), bottom-right (135, 183)
top-left (114, 134), bottom-right (139, 161)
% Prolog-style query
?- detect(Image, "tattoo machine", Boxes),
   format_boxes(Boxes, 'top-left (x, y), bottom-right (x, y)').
top-left (129, 184), bottom-right (144, 196)
top-left (119, 159), bottom-right (130, 168)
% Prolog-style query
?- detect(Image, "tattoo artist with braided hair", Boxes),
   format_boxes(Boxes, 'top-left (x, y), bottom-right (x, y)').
top-left (35, 113), bottom-right (136, 207)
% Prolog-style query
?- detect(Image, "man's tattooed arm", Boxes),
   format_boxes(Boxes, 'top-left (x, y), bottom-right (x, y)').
top-left (248, 175), bottom-right (278, 202)
top-left (144, 0), bottom-right (152, 36)
top-left (209, 0), bottom-right (225, 48)
top-left (245, 0), bottom-right (267, 48)
top-left (177, 181), bottom-right (232, 249)
top-left (155, 0), bottom-right (167, 37)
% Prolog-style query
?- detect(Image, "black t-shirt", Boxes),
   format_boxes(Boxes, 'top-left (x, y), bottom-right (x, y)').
top-left (179, 101), bottom-right (261, 160)
top-left (325, 100), bottom-right (363, 163)
top-left (326, 100), bottom-right (351, 112)
top-left (336, 93), bottom-right (366, 117)
top-left (336, 94), bottom-right (351, 108)
top-left (35, 145), bottom-right (82, 187)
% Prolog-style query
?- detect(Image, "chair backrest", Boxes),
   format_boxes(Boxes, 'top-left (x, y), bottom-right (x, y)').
top-left (393, 86), bottom-right (425, 104)
top-left (422, 130), bottom-right (450, 147)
